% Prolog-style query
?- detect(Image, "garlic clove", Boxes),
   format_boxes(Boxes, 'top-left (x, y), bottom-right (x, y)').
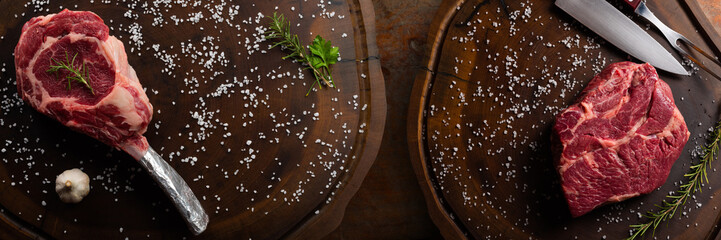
top-left (55, 168), bottom-right (90, 203)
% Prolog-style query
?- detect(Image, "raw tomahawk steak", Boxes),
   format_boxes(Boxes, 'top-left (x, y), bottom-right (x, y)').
top-left (15, 9), bottom-right (152, 159)
top-left (552, 62), bottom-right (689, 217)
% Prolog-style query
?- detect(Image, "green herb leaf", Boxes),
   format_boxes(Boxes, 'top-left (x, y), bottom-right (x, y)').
top-left (266, 12), bottom-right (339, 96)
top-left (309, 35), bottom-right (339, 66)
top-left (308, 56), bottom-right (325, 69)
top-left (47, 51), bottom-right (94, 95)
top-left (626, 121), bottom-right (720, 240)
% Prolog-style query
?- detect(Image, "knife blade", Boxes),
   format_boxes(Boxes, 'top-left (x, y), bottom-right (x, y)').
top-left (556, 0), bottom-right (689, 75)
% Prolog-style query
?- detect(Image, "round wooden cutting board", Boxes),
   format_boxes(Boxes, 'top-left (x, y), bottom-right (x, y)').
top-left (0, 0), bottom-right (385, 239)
top-left (409, 0), bottom-right (721, 239)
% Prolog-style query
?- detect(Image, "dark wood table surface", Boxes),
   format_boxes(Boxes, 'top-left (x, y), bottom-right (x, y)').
top-left (325, 0), bottom-right (444, 238)
top-left (326, 0), bottom-right (721, 239)
top-left (2, 0), bottom-right (721, 239)
top-left (0, 1), bottom-right (385, 239)
top-left (324, 1), bottom-right (444, 238)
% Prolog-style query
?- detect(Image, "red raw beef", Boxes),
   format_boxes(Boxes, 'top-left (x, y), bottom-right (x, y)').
top-left (15, 9), bottom-right (152, 159)
top-left (552, 62), bottom-right (689, 217)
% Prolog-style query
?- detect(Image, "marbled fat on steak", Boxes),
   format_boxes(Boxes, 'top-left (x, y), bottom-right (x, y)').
top-left (15, 9), bottom-right (153, 159)
top-left (552, 62), bottom-right (689, 217)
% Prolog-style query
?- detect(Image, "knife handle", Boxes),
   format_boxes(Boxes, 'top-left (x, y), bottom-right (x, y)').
top-left (622, 0), bottom-right (642, 10)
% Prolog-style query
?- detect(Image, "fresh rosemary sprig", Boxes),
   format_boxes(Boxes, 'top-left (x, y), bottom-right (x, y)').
top-left (626, 121), bottom-right (721, 240)
top-left (265, 12), bottom-right (339, 96)
top-left (47, 51), bottom-right (94, 95)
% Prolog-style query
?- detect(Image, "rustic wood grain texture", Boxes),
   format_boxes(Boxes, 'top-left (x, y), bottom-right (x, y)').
top-left (697, 0), bottom-right (721, 37)
top-left (406, 0), bottom-right (468, 239)
top-left (3, 0), bottom-right (721, 239)
top-left (0, 0), bottom-right (385, 239)
top-left (409, 0), bottom-right (721, 239)
top-left (684, 0), bottom-right (721, 53)
top-left (324, 0), bottom-right (445, 239)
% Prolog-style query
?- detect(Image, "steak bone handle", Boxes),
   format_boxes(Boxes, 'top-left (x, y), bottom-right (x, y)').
top-left (139, 147), bottom-right (209, 235)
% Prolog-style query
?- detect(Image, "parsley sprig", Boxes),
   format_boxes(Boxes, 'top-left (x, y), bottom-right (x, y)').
top-left (47, 51), bottom-right (94, 95)
top-left (265, 12), bottom-right (339, 96)
top-left (626, 121), bottom-right (720, 239)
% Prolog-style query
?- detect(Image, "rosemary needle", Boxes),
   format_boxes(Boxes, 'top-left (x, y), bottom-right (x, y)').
top-left (47, 51), bottom-right (94, 95)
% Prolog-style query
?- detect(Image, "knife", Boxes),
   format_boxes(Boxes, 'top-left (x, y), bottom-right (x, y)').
top-left (555, 0), bottom-right (689, 75)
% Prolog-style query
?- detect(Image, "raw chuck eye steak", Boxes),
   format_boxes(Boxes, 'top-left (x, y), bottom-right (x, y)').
top-left (14, 9), bottom-right (153, 159)
top-left (552, 61), bottom-right (690, 217)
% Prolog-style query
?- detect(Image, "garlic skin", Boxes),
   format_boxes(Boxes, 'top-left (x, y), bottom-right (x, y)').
top-left (55, 168), bottom-right (90, 203)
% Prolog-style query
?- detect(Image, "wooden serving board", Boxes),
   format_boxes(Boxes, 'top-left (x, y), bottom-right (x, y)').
top-left (0, 0), bottom-right (385, 239)
top-left (409, 0), bottom-right (721, 239)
